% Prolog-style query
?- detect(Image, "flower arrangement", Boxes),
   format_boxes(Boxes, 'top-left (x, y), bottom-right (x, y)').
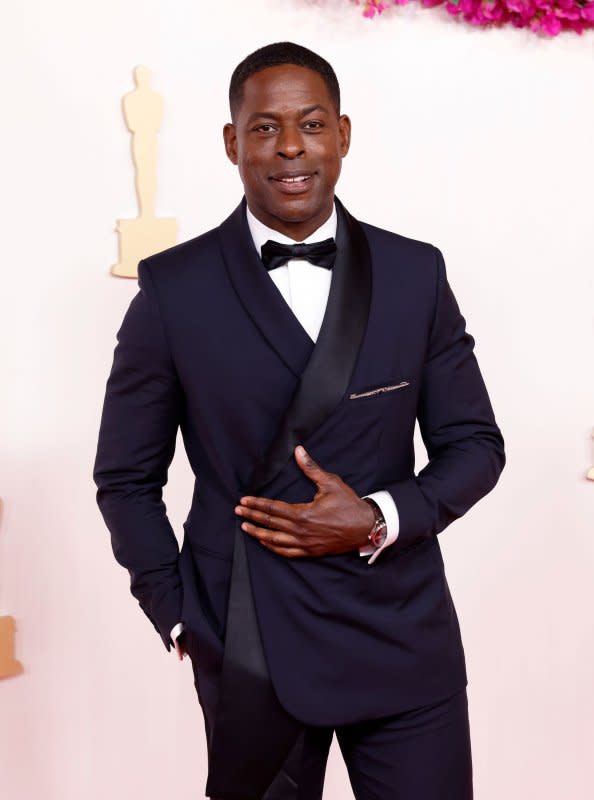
top-left (355, 0), bottom-right (594, 35)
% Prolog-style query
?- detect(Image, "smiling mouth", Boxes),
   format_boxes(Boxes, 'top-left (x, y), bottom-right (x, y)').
top-left (269, 173), bottom-right (316, 194)
top-left (270, 173), bottom-right (315, 184)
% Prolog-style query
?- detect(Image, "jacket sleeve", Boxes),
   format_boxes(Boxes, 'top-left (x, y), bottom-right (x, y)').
top-left (385, 245), bottom-right (506, 553)
top-left (93, 259), bottom-right (183, 651)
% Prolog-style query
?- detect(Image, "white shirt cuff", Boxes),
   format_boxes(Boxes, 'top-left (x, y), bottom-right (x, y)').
top-left (358, 490), bottom-right (400, 564)
top-left (170, 622), bottom-right (185, 646)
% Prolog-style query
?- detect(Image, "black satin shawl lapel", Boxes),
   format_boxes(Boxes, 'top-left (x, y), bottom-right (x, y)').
top-left (217, 197), bottom-right (315, 378)
top-left (248, 195), bottom-right (372, 494)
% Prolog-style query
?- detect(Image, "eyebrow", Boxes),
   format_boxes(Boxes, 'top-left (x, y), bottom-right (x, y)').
top-left (246, 104), bottom-right (330, 124)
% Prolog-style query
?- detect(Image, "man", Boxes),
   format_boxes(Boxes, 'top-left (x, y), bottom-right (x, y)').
top-left (93, 41), bottom-right (505, 800)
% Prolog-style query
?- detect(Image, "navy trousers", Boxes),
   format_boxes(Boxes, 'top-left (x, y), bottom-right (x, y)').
top-left (185, 631), bottom-right (473, 800)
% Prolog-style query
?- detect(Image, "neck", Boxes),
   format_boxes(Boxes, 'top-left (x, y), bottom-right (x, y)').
top-left (246, 198), bottom-right (335, 242)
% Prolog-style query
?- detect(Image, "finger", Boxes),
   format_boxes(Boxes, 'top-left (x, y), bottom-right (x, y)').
top-left (235, 504), bottom-right (301, 532)
top-left (256, 533), bottom-right (310, 558)
top-left (238, 495), bottom-right (309, 522)
top-left (262, 544), bottom-right (309, 558)
top-left (240, 520), bottom-right (299, 550)
top-left (294, 445), bottom-right (328, 484)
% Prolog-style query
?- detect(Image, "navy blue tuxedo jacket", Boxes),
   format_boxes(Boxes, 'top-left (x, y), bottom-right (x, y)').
top-left (93, 195), bottom-right (505, 727)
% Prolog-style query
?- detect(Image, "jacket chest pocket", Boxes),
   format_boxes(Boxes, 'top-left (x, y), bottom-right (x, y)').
top-left (341, 378), bottom-right (414, 448)
top-left (348, 379), bottom-right (410, 402)
top-left (302, 377), bottom-right (412, 457)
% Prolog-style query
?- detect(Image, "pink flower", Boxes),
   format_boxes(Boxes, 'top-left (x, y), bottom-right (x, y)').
top-left (359, 0), bottom-right (393, 16)
top-left (353, 0), bottom-right (594, 35)
top-left (541, 12), bottom-right (563, 33)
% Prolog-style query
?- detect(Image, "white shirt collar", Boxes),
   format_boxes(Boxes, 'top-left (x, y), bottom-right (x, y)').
top-left (245, 200), bottom-right (337, 258)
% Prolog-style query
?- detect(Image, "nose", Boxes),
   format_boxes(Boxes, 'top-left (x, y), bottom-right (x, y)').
top-left (277, 125), bottom-right (305, 159)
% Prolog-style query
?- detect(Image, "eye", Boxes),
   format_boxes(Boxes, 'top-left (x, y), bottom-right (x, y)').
top-left (303, 120), bottom-right (323, 129)
top-left (254, 123), bottom-right (276, 133)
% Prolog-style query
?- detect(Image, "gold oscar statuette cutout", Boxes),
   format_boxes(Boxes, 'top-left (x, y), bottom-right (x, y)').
top-left (112, 65), bottom-right (177, 277)
top-left (0, 498), bottom-right (23, 679)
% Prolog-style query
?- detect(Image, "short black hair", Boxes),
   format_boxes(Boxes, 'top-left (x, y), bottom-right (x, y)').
top-left (229, 41), bottom-right (340, 122)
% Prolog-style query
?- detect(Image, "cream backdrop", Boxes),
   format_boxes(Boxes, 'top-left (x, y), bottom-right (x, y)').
top-left (1, 1), bottom-right (593, 798)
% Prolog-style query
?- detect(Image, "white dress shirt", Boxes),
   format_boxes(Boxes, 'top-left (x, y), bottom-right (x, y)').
top-left (170, 200), bottom-right (400, 648)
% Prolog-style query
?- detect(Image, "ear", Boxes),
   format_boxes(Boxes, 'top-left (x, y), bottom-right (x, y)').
top-left (338, 114), bottom-right (351, 158)
top-left (223, 122), bottom-right (238, 165)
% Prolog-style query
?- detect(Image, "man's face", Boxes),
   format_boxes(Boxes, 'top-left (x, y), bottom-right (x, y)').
top-left (223, 64), bottom-right (351, 240)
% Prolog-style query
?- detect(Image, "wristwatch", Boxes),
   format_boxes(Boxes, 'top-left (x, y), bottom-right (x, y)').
top-left (362, 497), bottom-right (388, 548)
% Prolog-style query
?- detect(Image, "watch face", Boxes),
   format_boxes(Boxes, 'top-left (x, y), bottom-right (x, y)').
top-left (370, 525), bottom-right (387, 547)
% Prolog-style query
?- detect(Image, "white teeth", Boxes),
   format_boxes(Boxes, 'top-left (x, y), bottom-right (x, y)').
top-left (277, 175), bottom-right (311, 183)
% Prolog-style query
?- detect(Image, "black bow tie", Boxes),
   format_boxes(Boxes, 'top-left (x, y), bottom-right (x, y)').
top-left (260, 237), bottom-right (337, 271)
